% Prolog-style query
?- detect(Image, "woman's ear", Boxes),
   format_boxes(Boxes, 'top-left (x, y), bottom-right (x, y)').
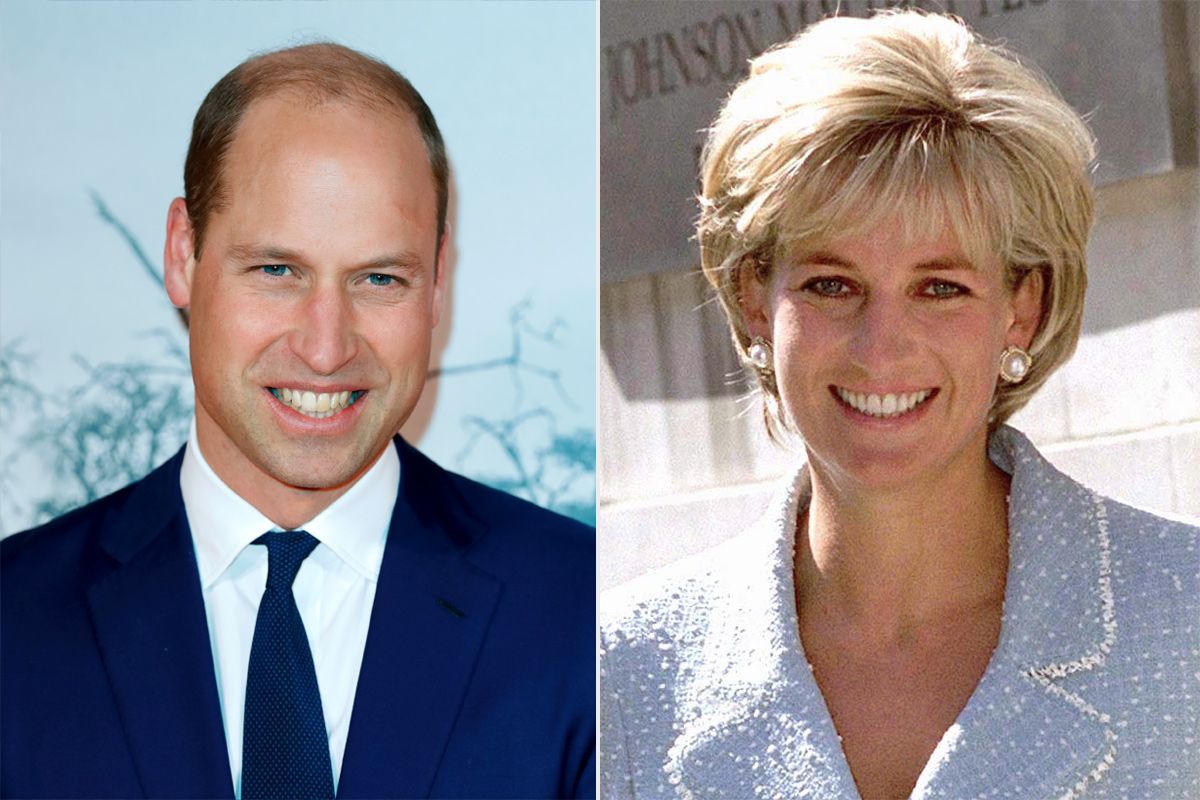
top-left (1006, 268), bottom-right (1045, 349)
top-left (738, 259), bottom-right (772, 341)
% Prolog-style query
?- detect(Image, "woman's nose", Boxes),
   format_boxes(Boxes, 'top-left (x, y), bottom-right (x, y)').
top-left (846, 294), bottom-right (916, 371)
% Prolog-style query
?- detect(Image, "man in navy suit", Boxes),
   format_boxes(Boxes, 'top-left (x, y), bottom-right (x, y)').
top-left (2, 43), bottom-right (594, 799)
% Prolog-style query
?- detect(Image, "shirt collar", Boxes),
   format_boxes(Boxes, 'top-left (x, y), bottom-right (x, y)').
top-left (181, 417), bottom-right (399, 588)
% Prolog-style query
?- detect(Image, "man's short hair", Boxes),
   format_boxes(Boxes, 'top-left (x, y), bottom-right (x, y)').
top-left (184, 41), bottom-right (449, 263)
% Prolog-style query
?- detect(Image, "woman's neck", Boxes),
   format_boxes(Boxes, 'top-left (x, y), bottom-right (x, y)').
top-left (795, 434), bottom-right (1011, 648)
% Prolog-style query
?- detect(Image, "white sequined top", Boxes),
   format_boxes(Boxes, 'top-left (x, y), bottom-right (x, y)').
top-left (600, 426), bottom-right (1199, 800)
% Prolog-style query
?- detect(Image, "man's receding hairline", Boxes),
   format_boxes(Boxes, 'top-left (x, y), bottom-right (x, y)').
top-left (233, 87), bottom-right (429, 149)
top-left (221, 65), bottom-right (434, 177)
top-left (185, 39), bottom-right (449, 269)
top-left (209, 84), bottom-right (441, 262)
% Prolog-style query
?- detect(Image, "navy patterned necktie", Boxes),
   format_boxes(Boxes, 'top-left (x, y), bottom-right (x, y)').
top-left (242, 530), bottom-right (335, 800)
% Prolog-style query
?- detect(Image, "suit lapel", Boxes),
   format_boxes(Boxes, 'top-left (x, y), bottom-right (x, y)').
top-left (85, 448), bottom-right (234, 799)
top-left (908, 649), bottom-right (1111, 800)
top-left (669, 428), bottom-right (1121, 800)
top-left (912, 428), bottom-right (1119, 799)
top-left (668, 672), bottom-right (858, 800)
top-left (337, 438), bottom-right (502, 799)
top-left (666, 474), bottom-right (861, 800)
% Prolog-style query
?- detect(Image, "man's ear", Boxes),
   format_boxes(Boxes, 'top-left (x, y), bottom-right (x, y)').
top-left (430, 223), bottom-right (450, 328)
top-left (1006, 268), bottom-right (1045, 350)
top-left (163, 197), bottom-right (197, 309)
top-left (738, 258), bottom-right (773, 341)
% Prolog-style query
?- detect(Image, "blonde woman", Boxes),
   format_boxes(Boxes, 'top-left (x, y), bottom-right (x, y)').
top-left (599, 11), bottom-right (1198, 800)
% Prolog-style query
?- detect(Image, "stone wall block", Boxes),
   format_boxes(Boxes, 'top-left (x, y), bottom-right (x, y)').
top-left (1064, 309), bottom-right (1200, 438)
top-left (1041, 434), bottom-right (1177, 513)
top-left (1168, 426), bottom-right (1200, 518)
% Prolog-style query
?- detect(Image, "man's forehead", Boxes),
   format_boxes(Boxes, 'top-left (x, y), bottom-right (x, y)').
top-left (221, 96), bottom-right (425, 184)
top-left (219, 93), bottom-right (432, 201)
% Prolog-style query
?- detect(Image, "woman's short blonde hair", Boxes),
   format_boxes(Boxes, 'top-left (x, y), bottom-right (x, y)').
top-left (698, 10), bottom-right (1095, 437)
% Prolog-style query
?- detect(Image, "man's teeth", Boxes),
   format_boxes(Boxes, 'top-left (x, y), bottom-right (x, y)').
top-left (835, 387), bottom-right (932, 418)
top-left (271, 388), bottom-right (359, 419)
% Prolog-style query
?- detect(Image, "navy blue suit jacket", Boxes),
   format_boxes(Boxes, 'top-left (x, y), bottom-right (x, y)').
top-left (2, 436), bottom-right (596, 799)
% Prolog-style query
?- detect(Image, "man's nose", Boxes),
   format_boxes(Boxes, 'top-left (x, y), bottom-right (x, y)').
top-left (846, 293), bottom-right (916, 370)
top-left (289, 286), bottom-right (358, 376)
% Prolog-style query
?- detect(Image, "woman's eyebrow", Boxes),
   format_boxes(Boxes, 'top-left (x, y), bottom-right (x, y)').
top-left (795, 251), bottom-right (854, 268)
top-left (914, 257), bottom-right (978, 272)
top-left (794, 252), bottom-right (979, 272)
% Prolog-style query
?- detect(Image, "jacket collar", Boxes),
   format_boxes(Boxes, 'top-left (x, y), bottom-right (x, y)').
top-left (85, 436), bottom-right (503, 800)
top-left (331, 436), bottom-right (503, 799)
top-left (670, 426), bottom-right (1117, 800)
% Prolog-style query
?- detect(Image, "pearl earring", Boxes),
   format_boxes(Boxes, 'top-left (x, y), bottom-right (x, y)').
top-left (999, 346), bottom-right (1032, 383)
top-left (748, 337), bottom-right (773, 370)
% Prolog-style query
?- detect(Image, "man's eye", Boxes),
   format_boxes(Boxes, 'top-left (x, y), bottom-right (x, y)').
top-left (802, 277), bottom-right (852, 297)
top-left (260, 265), bottom-right (290, 277)
top-left (922, 280), bottom-right (967, 299)
top-left (367, 274), bottom-right (395, 286)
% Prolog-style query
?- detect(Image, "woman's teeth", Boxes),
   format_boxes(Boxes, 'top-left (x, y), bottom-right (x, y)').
top-left (270, 388), bottom-right (359, 419)
top-left (835, 387), bottom-right (932, 418)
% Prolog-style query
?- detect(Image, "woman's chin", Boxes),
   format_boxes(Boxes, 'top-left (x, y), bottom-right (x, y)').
top-left (807, 442), bottom-right (938, 492)
top-left (799, 402), bottom-right (990, 494)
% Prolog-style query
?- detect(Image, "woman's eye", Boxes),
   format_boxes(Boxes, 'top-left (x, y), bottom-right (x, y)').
top-left (922, 280), bottom-right (967, 299)
top-left (260, 265), bottom-right (290, 277)
top-left (802, 277), bottom-right (852, 297)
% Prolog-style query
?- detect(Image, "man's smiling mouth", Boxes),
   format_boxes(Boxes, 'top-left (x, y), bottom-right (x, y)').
top-left (833, 386), bottom-right (935, 418)
top-left (269, 387), bottom-right (362, 419)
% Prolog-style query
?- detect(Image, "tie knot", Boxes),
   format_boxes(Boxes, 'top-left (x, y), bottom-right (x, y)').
top-left (254, 530), bottom-right (320, 590)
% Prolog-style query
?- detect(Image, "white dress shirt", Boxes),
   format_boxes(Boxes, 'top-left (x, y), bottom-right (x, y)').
top-left (180, 418), bottom-right (398, 798)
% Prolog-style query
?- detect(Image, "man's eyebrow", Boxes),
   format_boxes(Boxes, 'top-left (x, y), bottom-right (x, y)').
top-left (226, 244), bottom-right (425, 272)
top-left (358, 252), bottom-right (425, 273)
top-left (228, 244), bottom-right (304, 264)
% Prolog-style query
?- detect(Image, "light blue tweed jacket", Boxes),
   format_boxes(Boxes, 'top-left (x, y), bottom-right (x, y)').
top-left (600, 427), bottom-right (1199, 800)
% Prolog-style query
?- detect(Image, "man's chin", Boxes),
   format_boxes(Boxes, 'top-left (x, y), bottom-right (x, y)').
top-left (252, 440), bottom-right (390, 492)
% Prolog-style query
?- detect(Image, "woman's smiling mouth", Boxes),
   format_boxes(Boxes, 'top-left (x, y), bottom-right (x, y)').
top-left (832, 386), bottom-right (936, 419)
top-left (269, 387), bottom-right (363, 419)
